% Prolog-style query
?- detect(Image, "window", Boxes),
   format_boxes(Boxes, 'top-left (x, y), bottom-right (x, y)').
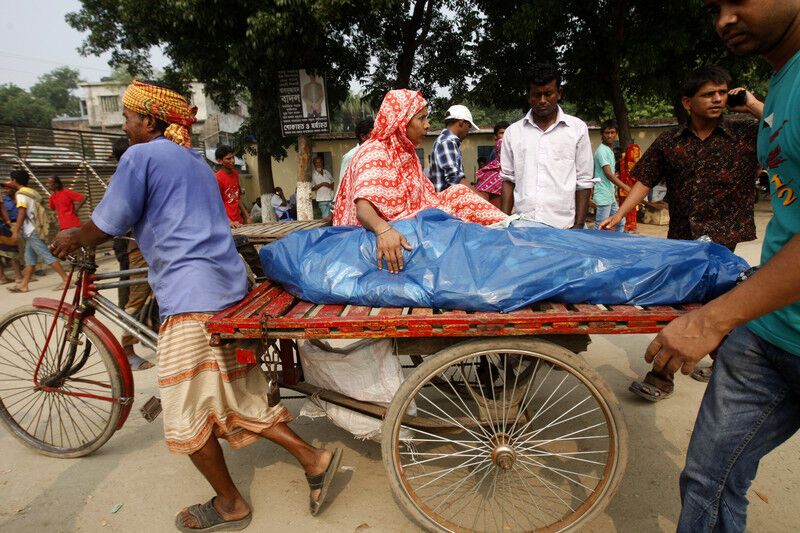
top-left (80, 100), bottom-right (88, 117)
top-left (100, 95), bottom-right (120, 113)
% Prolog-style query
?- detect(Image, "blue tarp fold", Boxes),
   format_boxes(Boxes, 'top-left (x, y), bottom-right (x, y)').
top-left (259, 209), bottom-right (749, 312)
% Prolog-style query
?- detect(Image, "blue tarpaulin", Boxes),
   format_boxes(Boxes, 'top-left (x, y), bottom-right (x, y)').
top-left (259, 209), bottom-right (750, 312)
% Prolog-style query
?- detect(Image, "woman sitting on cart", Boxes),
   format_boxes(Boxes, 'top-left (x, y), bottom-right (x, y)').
top-left (332, 89), bottom-right (507, 273)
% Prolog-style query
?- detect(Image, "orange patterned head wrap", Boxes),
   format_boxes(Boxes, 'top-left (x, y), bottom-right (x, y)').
top-left (122, 80), bottom-right (198, 148)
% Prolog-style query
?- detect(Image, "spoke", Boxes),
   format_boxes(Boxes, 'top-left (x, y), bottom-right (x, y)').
top-left (430, 374), bottom-right (494, 440)
top-left (514, 462), bottom-right (574, 519)
top-left (430, 457), bottom-right (495, 515)
top-left (516, 455), bottom-right (601, 488)
top-left (401, 426), bottom-right (487, 452)
top-left (462, 359), bottom-right (500, 435)
top-left (517, 448), bottom-right (607, 466)
top-left (515, 407), bottom-right (602, 449)
top-left (414, 391), bottom-right (493, 444)
top-left (402, 447), bottom-right (488, 469)
top-left (406, 453), bottom-right (489, 482)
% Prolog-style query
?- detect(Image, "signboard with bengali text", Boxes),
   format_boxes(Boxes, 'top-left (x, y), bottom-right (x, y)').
top-left (278, 69), bottom-right (330, 136)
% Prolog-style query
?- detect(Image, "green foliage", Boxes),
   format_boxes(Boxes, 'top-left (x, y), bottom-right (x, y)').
top-left (0, 84), bottom-right (56, 127)
top-left (66, 0), bottom-right (384, 173)
top-left (331, 92), bottom-right (375, 132)
top-left (470, 0), bottom-right (771, 143)
top-left (29, 66), bottom-right (82, 117)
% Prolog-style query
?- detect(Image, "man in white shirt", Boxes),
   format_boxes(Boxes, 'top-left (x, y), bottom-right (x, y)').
top-left (501, 63), bottom-right (596, 229)
top-left (311, 155), bottom-right (334, 218)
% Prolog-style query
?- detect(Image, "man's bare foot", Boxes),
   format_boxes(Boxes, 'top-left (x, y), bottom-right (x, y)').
top-left (177, 496), bottom-right (250, 529)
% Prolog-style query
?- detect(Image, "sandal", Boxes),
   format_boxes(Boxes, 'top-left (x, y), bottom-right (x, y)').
top-left (629, 380), bottom-right (673, 402)
top-left (174, 498), bottom-right (252, 532)
top-left (127, 353), bottom-right (155, 371)
top-left (690, 365), bottom-right (713, 383)
top-left (6, 286), bottom-right (28, 293)
top-left (307, 447), bottom-right (342, 516)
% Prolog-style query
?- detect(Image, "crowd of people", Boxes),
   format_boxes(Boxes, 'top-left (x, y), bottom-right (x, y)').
top-left (0, 0), bottom-right (796, 531)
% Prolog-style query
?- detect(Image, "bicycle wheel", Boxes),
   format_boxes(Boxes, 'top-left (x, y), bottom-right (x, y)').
top-left (0, 306), bottom-right (123, 458)
top-left (382, 338), bottom-right (628, 532)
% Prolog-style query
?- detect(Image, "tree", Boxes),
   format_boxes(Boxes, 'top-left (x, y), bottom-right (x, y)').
top-left (361, 0), bottom-right (482, 107)
top-left (0, 84), bottom-right (56, 127)
top-left (30, 66), bottom-right (82, 117)
top-left (66, 0), bottom-right (385, 192)
top-left (472, 0), bottom-right (769, 146)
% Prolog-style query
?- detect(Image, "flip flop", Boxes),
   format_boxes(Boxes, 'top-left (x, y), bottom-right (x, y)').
top-left (0, 279), bottom-right (13, 285)
top-left (629, 380), bottom-right (673, 402)
top-left (307, 447), bottom-right (343, 516)
top-left (6, 286), bottom-right (28, 293)
top-left (690, 366), bottom-right (713, 383)
top-left (174, 498), bottom-right (252, 532)
top-left (127, 354), bottom-right (155, 371)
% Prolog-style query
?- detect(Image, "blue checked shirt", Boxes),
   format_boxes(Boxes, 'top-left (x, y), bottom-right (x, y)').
top-left (428, 129), bottom-right (464, 192)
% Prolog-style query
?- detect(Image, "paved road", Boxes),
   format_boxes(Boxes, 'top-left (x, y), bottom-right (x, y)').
top-left (1, 208), bottom-right (797, 532)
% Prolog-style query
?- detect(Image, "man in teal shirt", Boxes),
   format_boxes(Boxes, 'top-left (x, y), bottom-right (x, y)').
top-left (592, 120), bottom-right (630, 231)
top-left (650, 1), bottom-right (800, 530)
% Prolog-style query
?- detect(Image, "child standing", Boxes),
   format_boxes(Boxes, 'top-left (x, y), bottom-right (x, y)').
top-left (214, 145), bottom-right (251, 227)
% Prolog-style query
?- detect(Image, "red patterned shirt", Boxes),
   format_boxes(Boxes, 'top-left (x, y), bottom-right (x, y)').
top-left (632, 119), bottom-right (759, 248)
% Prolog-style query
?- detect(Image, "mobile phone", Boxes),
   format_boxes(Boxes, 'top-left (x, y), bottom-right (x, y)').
top-left (727, 91), bottom-right (747, 108)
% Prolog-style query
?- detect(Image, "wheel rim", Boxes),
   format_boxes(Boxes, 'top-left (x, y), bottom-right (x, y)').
top-left (0, 310), bottom-right (120, 455)
top-left (390, 348), bottom-right (621, 532)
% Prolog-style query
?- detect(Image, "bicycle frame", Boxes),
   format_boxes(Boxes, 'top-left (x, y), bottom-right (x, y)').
top-left (29, 250), bottom-right (155, 430)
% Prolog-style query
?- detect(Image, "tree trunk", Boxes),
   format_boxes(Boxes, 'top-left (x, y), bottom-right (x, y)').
top-left (256, 141), bottom-right (274, 194)
top-left (609, 64), bottom-right (632, 149)
top-left (394, 0), bottom-right (434, 88)
top-left (296, 134), bottom-right (314, 220)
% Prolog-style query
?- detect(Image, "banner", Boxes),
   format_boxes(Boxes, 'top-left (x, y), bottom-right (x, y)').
top-left (278, 69), bottom-right (330, 136)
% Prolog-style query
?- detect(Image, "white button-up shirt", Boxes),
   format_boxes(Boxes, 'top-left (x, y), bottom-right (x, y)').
top-left (501, 107), bottom-right (596, 228)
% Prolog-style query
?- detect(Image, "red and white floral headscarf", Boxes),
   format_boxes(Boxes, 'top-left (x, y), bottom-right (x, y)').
top-left (332, 90), bottom-right (505, 227)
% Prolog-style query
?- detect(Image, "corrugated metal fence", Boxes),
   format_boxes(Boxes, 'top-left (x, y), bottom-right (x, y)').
top-left (0, 125), bottom-right (206, 241)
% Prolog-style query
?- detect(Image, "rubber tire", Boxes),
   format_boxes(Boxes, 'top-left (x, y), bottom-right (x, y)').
top-left (0, 306), bottom-right (123, 458)
top-left (381, 337), bottom-right (629, 533)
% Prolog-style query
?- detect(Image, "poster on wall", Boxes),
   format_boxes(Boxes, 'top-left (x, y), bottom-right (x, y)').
top-left (278, 69), bottom-right (330, 136)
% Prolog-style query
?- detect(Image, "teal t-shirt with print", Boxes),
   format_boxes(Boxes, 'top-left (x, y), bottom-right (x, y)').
top-left (748, 49), bottom-right (800, 356)
top-left (593, 143), bottom-right (617, 206)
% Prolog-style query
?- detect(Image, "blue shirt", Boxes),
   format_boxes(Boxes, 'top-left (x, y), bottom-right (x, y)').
top-left (593, 143), bottom-right (617, 206)
top-left (428, 129), bottom-right (464, 192)
top-left (92, 137), bottom-right (248, 320)
top-left (749, 50), bottom-right (800, 356)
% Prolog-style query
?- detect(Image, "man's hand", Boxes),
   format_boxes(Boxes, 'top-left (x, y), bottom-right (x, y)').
top-left (50, 228), bottom-right (82, 259)
top-left (645, 307), bottom-right (730, 376)
top-left (728, 87), bottom-right (764, 119)
top-left (244, 214), bottom-right (252, 224)
top-left (598, 212), bottom-right (624, 230)
top-left (376, 227), bottom-right (413, 273)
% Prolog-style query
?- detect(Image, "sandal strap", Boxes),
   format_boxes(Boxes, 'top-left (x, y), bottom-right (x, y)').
top-left (306, 472), bottom-right (325, 490)
top-left (186, 498), bottom-right (223, 529)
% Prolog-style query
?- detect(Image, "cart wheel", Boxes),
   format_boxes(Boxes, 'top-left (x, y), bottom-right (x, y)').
top-left (381, 338), bottom-right (628, 532)
top-left (0, 306), bottom-right (123, 458)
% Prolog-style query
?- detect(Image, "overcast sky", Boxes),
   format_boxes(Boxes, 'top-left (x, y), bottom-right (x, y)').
top-left (0, 0), bottom-right (168, 89)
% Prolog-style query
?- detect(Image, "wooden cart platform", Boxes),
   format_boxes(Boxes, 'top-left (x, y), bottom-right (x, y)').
top-left (207, 279), bottom-right (700, 342)
top-left (231, 219), bottom-right (330, 244)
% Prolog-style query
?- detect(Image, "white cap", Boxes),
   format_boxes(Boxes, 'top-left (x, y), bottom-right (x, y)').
top-left (444, 104), bottom-right (479, 131)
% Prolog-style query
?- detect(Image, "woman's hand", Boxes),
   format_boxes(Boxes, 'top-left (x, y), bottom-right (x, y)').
top-left (376, 227), bottom-right (412, 273)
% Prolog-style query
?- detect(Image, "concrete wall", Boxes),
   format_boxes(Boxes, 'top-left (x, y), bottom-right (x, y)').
top-left (248, 124), bottom-right (675, 200)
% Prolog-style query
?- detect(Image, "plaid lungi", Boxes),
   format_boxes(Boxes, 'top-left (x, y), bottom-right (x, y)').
top-left (157, 313), bottom-right (291, 454)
